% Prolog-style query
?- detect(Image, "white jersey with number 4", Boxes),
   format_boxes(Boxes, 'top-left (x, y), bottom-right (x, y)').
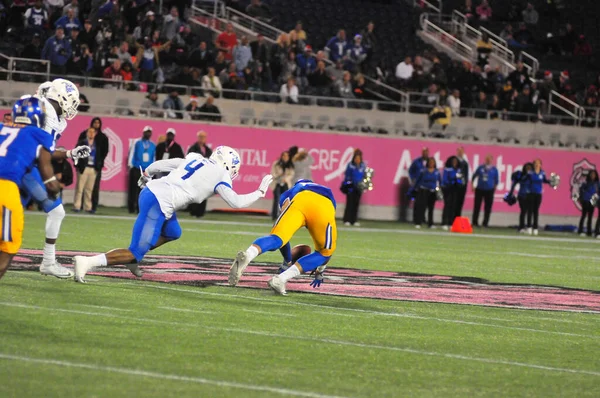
top-left (146, 153), bottom-right (232, 219)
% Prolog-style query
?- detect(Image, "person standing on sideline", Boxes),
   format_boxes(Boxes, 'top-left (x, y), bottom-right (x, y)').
top-left (127, 126), bottom-right (156, 214)
top-left (411, 158), bottom-right (441, 229)
top-left (155, 128), bottom-right (184, 160)
top-left (578, 170), bottom-right (599, 237)
top-left (188, 131), bottom-right (213, 218)
top-left (508, 162), bottom-right (533, 233)
top-left (270, 151), bottom-right (295, 220)
top-left (78, 117), bottom-right (108, 213)
top-left (527, 158), bottom-right (552, 235)
top-left (73, 128), bottom-right (98, 213)
top-left (471, 155), bottom-right (498, 227)
top-left (343, 149), bottom-right (366, 227)
top-left (441, 156), bottom-right (461, 230)
top-left (455, 146), bottom-right (469, 217)
top-left (408, 147), bottom-right (429, 185)
top-left (292, 148), bottom-right (314, 183)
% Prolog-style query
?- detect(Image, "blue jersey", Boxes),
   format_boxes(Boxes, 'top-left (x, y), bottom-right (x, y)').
top-left (0, 123), bottom-right (54, 185)
top-left (27, 7), bottom-right (47, 29)
top-left (472, 165), bottom-right (499, 191)
top-left (530, 170), bottom-right (549, 194)
top-left (510, 170), bottom-right (531, 197)
top-left (580, 181), bottom-right (599, 202)
top-left (280, 181), bottom-right (337, 209)
top-left (408, 157), bottom-right (427, 182)
top-left (415, 168), bottom-right (441, 190)
top-left (442, 167), bottom-right (459, 188)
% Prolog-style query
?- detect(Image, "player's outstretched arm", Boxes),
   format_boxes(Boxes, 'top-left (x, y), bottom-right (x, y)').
top-left (38, 148), bottom-right (61, 195)
top-left (145, 158), bottom-right (185, 176)
top-left (216, 174), bottom-right (273, 209)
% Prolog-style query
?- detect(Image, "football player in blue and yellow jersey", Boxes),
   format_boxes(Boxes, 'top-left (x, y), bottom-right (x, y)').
top-left (229, 179), bottom-right (337, 295)
top-left (0, 97), bottom-right (60, 280)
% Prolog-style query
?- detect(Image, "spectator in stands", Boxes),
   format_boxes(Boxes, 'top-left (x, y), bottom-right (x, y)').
top-left (117, 41), bottom-right (132, 65)
top-left (134, 37), bottom-right (170, 83)
top-left (22, 33), bottom-right (43, 61)
top-left (270, 151), bottom-right (295, 220)
top-left (51, 146), bottom-right (73, 200)
top-left (296, 45), bottom-right (316, 88)
top-left (188, 41), bottom-right (213, 75)
top-left (513, 23), bottom-right (534, 47)
top-left (102, 59), bottom-right (123, 87)
top-left (578, 170), bottom-right (598, 236)
top-left (185, 96), bottom-right (201, 120)
top-left (516, 85), bottom-right (537, 120)
top-left (280, 50), bottom-right (298, 85)
top-left (325, 29), bottom-right (348, 63)
top-left (63, 0), bottom-right (78, 18)
top-left (212, 51), bottom-right (227, 76)
top-left (246, 0), bottom-right (272, 23)
top-left (476, 33), bottom-right (493, 68)
top-left (308, 60), bottom-right (333, 96)
top-left (215, 22), bottom-right (237, 61)
top-left (336, 71), bottom-right (355, 99)
top-left (352, 74), bottom-right (369, 103)
top-left (155, 129), bottom-right (184, 161)
top-left (233, 36), bottom-right (253, 72)
top-left (343, 149), bottom-right (366, 227)
top-left (140, 91), bottom-right (164, 118)
top-left (162, 6), bottom-right (181, 41)
top-left (428, 104), bottom-right (451, 130)
top-left (360, 21), bottom-right (377, 66)
top-left (574, 35), bottom-right (592, 56)
top-left (250, 34), bottom-right (270, 69)
top-left (448, 89), bottom-right (461, 116)
top-left (411, 157), bottom-right (440, 229)
top-left (347, 34), bottom-right (367, 72)
top-left (219, 62), bottom-right (237, 85)
top-left (280, 77), bottom-right (299, 104)
top-left (55, 7), bottom-right (81, 35)
top-left (499, 24), bottom-right (513, 42)
top-left (522, 3), bottom-right (539, 26)
top-left (202, 67), bottom-right (223, 97)
top-left (188, 131), bottom-right (213, 218)
top-left (74, 128), bottom-right (99, 214)
top-left (133, 11), bottom-right (157, 42)
top-left (78, 91), bottom-right (90, 112)
top-left (395, 56), bottom-right (414, 85)
top-left (24, 0), bottom-right (48, 36)
top-left (79, 19), bottom-right (96, 52)
top-left (488, 94), bottom-right (503, 119)
top-left (560, 23), bottom-right (577, 55)
top-left (173, 24), bottom-right (196, 54)
top-left (127, 126), bottom-right (156, 214)
top-left (327, 59), bottom-right (344, 82)
top-left (507, 61), bottom-right (530, 91)
top-left (197, 95), bottom-right (222, 123)
top-left (419, 83), bottom-right (438, 113)
top-left (476, 0), bottom-right (492, 21)
top-left (69, 31), bottom-right (93, 75)
top-left (473, 91), bottom-right (488, 118)
top-left (290, 21), bottom-right (307, 41)
top-left (471, 154), bottom-right (498, 228)
top-left (163, 90), bottom-right (185, 119)
top-left (42, 26), bottom-right (72, 75)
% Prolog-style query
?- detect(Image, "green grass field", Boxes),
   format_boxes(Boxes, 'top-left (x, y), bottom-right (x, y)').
top-left (1, 208), bottom-right (599, 397)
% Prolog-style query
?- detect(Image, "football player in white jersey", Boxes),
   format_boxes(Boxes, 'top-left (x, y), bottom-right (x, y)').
top-left (21, 79), bottom-right (91, 278)
top-left (72, 146), bottom-right (273, 283)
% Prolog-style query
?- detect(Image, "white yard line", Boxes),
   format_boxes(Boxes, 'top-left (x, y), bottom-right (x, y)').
top-left (1, 302), bottom-right (598, 377)
top-left (0, 353), bottom-right (344, 398)
top-left (157, 306), bottom-right (216, 315)
top-left (72, 304), bottom-right (133, 312)
top-left (241, 309), bottom-right (297, 317)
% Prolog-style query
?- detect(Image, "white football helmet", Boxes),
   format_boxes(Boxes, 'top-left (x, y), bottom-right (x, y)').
top-left (210, 146), bottom-right (241, 180)
top-left (45, 79), bottom-right (80, 120)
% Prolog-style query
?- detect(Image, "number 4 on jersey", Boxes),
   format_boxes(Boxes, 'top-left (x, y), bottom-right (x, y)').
top-left (182, 159), bottom-right (204, 180)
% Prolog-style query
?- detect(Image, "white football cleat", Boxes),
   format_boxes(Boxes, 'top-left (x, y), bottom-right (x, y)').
top-left (518, 229), bottom-right (526, 234)
top-left (527, 228), bottom-right (533, 235)
top-left (344, 222), bottom-right (351, 226)
top-left (580, 233), bottom-right (587, 237)
top-left (441, 225), bottom-right (449, 231)
top-left (73, 256), bottom-right (95, 283)
top-left (228, 251), bottom-right (250, 286)
top-left (415, 225), bottom-right (421, 229)
top-left (126, 263), bottom-right (143, 278)
top-left (267, 276), bottom-right (287, 296)
top-left (353, 222), bottom-right (361, 227)
top-left (40, 262), bottom-right (73, 279)
top-left (533, 229), bottom-right (539, 236)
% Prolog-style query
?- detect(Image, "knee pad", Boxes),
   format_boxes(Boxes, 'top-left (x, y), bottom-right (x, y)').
top-left (253, 235), bottom-right (283, 253)
top-left (162, 220), bottom-right (182, 241)
top-left (45, 204), bottom-right (66, 239)
top-left (296, 252), bottom-right (330, 272)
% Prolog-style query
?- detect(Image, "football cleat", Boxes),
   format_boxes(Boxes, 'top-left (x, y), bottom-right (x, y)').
top-left (126, 263), bottom-right (143, 278)
top-left (40, 262), bottom-right (73, 279)
top-left (533, 229), bottom-right (539, 236)
top-left (73, 256), bottom-right (94, 283)
top-left (228, 251), bottom-right (250, 286)
top-left (268, 276), bottom-right (287, 296)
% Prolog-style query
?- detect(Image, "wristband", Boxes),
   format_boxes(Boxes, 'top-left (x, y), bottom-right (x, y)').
top-left (44, 176), bottom-right (57, 184)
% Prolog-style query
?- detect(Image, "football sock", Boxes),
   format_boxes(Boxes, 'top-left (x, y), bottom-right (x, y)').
top-left (90, 254), bottom-right (107, 267)
top-left (279, 264), bottom-right (301, 283)
top-left (279, 242), bottom-right (292, 263)
top-left (45, 205), bottom-right (65, 239)
top-left (42, 243), bottom-right (55, 266)
top-left (245, 245), bottom-right (260, 262)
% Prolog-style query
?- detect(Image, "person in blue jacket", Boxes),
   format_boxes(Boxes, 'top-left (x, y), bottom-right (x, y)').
top-left (342, 149), bottom-right (366, 226)
top-left (412, 158), bottom-right (442, 228)
top-left (408, 147), bottom-right (429, 184)
top-left (508, 162), bottom-right (533, 233)
top-left (579, 170), bottom-right (599, 236)
top-left (127, 126), bottom-right (156, 214)
top-left (41, 26), bottom-right (72, 76)
top-left (441, 156), bottom-right (461, 229)
top-left (527, 158), bottom-right (552, 235)
top-left (471, 154), bottom-right (499, 227)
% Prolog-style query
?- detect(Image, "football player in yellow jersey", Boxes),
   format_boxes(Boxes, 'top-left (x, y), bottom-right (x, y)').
top-left (229, 179), bottom-right (337, 295)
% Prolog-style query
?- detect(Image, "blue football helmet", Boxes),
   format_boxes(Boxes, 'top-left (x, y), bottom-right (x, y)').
top-left (12, 97), bottom-right (46, 128)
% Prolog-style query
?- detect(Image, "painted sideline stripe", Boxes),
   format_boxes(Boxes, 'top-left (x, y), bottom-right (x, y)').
top-left (0, 353), bottom-right (344, 398)
top-left (1, 302), bottom-right (598, 377)
top-left (25, 212), bottom-right (600, 244)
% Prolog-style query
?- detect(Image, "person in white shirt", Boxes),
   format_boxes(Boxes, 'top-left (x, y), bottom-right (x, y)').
top-left (280, 77), bottom-right (299, 104)
top-left (395, 56), bottom-right (414, 82)
top-left (447, 89), bottom-right (461, 116)
top-left (201, 67), bottom-right (222, 97)
top-left (73, 146), bottom-right (273, 283)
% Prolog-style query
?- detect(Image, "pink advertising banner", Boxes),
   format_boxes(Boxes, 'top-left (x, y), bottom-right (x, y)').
top-left (56, 115), bottom-right (599, 216)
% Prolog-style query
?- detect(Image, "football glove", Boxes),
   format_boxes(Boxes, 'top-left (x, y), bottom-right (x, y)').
top-left (309, 270), bottom-right (324, 288)
top-left (68, 145), bottom-right (91, 165)
top-left (258, 174), bottom-right (273, 196)
top-left (137, 167), bottom-right (151, 188)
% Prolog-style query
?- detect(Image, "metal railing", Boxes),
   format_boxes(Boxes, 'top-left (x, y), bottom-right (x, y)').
top-left (413, 0), bottom-right (443, 14)
top-left (549, 90), bottom-right (585, 125)
top-left (520, 51), bottom-right (539, 77)
top-left (190, 2), bottom-right (410, 107)
top-left (421, 15), bottom-right (474, 63)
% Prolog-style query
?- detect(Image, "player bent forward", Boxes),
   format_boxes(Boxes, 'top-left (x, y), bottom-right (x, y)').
top-left (229, 179), bottom-right (337, 295)
top-left (73, 146), bottom-right (273, 283)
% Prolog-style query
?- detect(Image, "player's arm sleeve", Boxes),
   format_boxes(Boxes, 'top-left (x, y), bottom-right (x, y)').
top-left (216, 185), bottom-right (261, 209)
top-left (145, 158), bottom-right (185, 176)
